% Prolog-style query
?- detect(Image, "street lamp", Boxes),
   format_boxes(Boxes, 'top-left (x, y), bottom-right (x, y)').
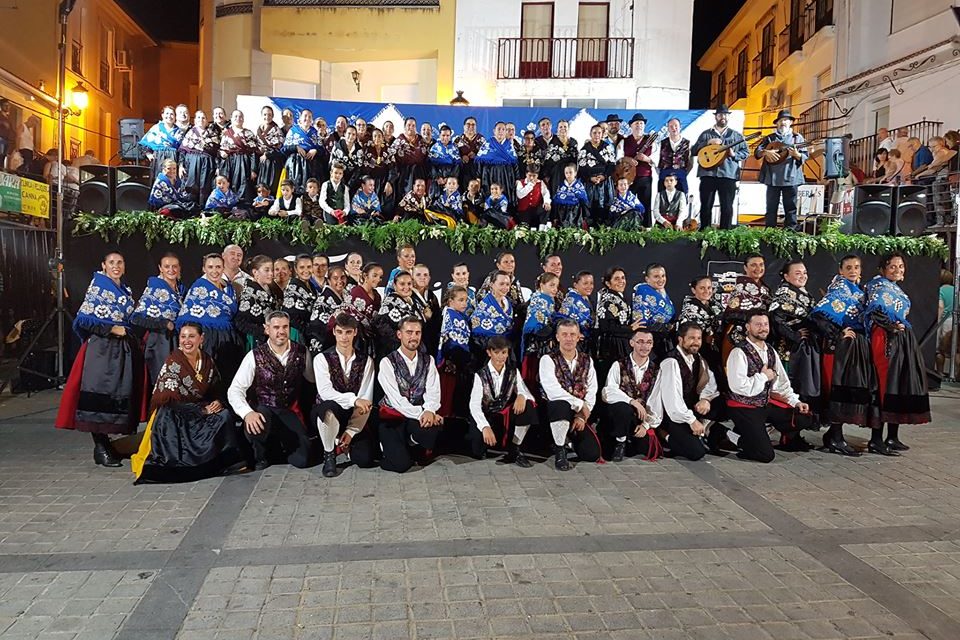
top-left (70, 81), bottom-right (88, 111)
top-left (351, 70), bottom-right (360, 92)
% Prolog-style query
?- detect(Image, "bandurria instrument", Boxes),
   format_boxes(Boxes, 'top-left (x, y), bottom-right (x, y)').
top-left (614, 125), bottom-right (668, 184)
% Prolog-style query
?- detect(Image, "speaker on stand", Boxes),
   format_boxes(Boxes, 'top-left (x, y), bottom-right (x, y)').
top-left (76, 164), bottom-right (114, 215)
top-left (115, 165), bottom-right (151, 212)
top-left (823, 136), bottom-right (850, 180)
top-left (118, 118), bottom-right (145, 163)
top-left (841, 184), bottom-right (893, 235)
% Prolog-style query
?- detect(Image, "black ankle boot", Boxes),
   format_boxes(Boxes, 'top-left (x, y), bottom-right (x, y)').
top-left (92, 435), bottom-right (121, 467)
top-left (322, 450), bottom-right (337, 477)
top-left (506, 442), bottom-right (533, 468)
top-left (553, 444), bottom-right (570, 471)
top-left (611, 440), bottom-right (626, 462)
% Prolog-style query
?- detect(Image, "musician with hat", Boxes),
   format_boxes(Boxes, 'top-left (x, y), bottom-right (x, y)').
top-left (622, 112), bottom-right (659, 224)
top-left (755, 109), bottom-right (808, 230)
top-left (691, 105), bottom-right (748, 230)
top-left (603, 114), bottom-right (625, 156)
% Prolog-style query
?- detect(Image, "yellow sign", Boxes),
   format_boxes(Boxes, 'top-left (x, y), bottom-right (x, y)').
top-left (20, 176), bottom-right (50, 219)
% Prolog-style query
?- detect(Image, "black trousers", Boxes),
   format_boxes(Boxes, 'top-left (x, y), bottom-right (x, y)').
top-left (547, 400), bottom-right (602, 462)
top-left (764, 185), bottom-right (798, 229)
top-left (245, 405), bottom-right (315, 468)
top-left (629, 175), bottom-right (653, 226)
top-left (517, 205), bottom-right (548, 227)
top-left (602, 402), bottom-right (642, 440)
top-left (727, 404), bottom-right (798, 464)
top-left (310, 401), bottom-right (376, 468)
top-left (699, 176), bottom-right (738, 229)
top-left (379, 415), bottom-right (442, 473)
top-left (467, 405), bottom-right (538, 458)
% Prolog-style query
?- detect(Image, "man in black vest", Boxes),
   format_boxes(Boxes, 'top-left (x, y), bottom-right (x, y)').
top-left (227, 311), bottom-right (315, 470)
top-left (648, 322), bottom-right (725, 461)
top-left (467, 336), bottom-right (538, 467)
top-left (600, 329), bottom-right (659, 461)
top-left (377, 316), bottom-right (443, 473)
top-left (540, 319), bottom-right (601, 470)
top-left (319, 162), bottom-right (350, 224)
top-left (312, 313), bottom-right (376, 477)
top-left (725, 310), bottom-right (810, 463)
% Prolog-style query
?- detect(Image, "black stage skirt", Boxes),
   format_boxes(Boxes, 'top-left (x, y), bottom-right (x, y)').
top-left (219, 154), bottom-right (256, 203)
top-left (149, 148), bottom-right (178, 182)
top-left (55, 334), bottom-right (147, 435)
top-left (134, 405), bottom-right (246, 483)
top-left (480, 164), bottom-right (517, 205)
top-left (367, 169), bottom-right (396, 218)
top-left (872, 326), bottom-right (931, 424)
top-left (459, 160), bottom-right (481, 188)
top-left (397, 162), bottom-right (429, 195)
top-left (786, 339), bottom-right (821, 400)
top-left (554, 202), bottom-right (587, 228)
top-left (822, 333), bottom-right (879, 427)
top-left (257, 152), bottom-right (285, 194)
top-left (203, 327), bottom-right (245, 383)
top-left (143, 329), bottom-right (176, 392)
top-left (180, 152), bottom-right (216, 205)
top-left (284, 153), bottom-right (328, 195)
top-left (584, 178), bottom-right (613, 224)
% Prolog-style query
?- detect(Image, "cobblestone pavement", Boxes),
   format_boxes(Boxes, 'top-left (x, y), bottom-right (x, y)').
top-left (0, 388), bottom-right (959, 639)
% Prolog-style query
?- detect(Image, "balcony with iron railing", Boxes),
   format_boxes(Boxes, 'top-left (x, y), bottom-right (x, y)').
top-left (777, 0), bottom-right (834, 67)
top-left (727, 74), bottom-right (747, 104)
top-left (847, 119), bottom-right (942, 174)
top-left (496, 37), bottom-right (634, 80)
top-left (751, 47), bottom-right (775, 86)
top-left (710, 90), bottom-right (724, 109)
top-left (794, 99), bottom-right (831, 142)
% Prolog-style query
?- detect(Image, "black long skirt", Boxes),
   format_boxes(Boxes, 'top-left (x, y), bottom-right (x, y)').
top-left (873, 327), bottom-right (931, 424)
top-left (149, 148), bottom-right (178, 182)
top-left (554, 202), bottom-right (587, 228)
top-left (219, 153), bottom-right (256, 203)
top-left (257, 152), bottom-right (285, 194)
top-left (823, 334), bottom-right (880, 427)
top-left (284, 152), bottom-right (328, 195)
top-left (180, 152), bottom-right (216, 205)
top-left (134, 405), bottom-right (246, 483)
top-left (144, 329), bottom-right (176, 392)
top-left (397, 162), bottom-right (429, 195)
top-left (583, 178), bottom-right (613, 225)
top-left (480, 164), bottom-right (517, 205)
top-left (430, 164), bottom-right (460, 199)
top-left (203, 327), bottom-right (245, 384)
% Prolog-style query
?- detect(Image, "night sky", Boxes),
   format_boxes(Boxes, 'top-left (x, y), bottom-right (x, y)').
top-left (119, 0), bottom-right (744, 106)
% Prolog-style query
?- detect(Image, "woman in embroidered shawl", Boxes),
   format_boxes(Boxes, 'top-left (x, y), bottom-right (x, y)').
top-left (552, 163), bottom-right (590, 228)
top-left (520, 272), bottom-right (559, 391)
top-left (558, 270), bottom-right (595, 351)
top-left (217, 110), bottom-right (258, 203)
top-left (343, 262), bottom-right (383, 358)
top-left (55, 251), bottom-right (148, 468)
top-left (235, 254), bottom-right (280, 351)
top-left (283, 254), bottom-right (317, 345)
top-left (632, 263), bottom-right (676, 359)
top-left (373, 270), bottom-right (424, 358)
top-left (429, 125), bottom-right (462, 200)
top-left (282, 108), bottom-right (327, 194)
top-left (449, 262), bottom-right (477, 316)
top-left (768, 260), bottom-right (820, 404)
top-left (678, 275), bottom-right (724, 381)
top-left (140, 105), bottom-right (185, 181)
top-left (177, 110), bottom-right (218, 206)
top-left (438, 285), bottom-right (472, 418)
top-left (255, 105), bottom-right (286, 195)
top-left (477, 121), bottom-right (519, 206)
top-left (477, 251), bottom-right (524, 313)
top-left (131, 322), bottom-right (247, 483)
top-left (595, 266), bottom-right (643, 384)
top-left (391, 117), bottom-right (428, 195)
top-left (863, 252), bottom-right (931, 455)
top-left (177, 253), bottom-right (244, 381)
top-left (307, 265), bottom-right (348, 354)
top-left (330, 125), bottom-right (365, 191)
top-left (810, 255), bottom-right (879, 456)
top-left (148, 159), bottom-right (197, 218)
top-left (578, 125), bottom-right (616, 225)
top-left (543, 119), bottom-right (579, 196)
top-left (363, 128), bottom-right (397, 217)
top-left (471, 270), bottom-right (515, 365)
top-left (131, 252), bottom-right (186, 391)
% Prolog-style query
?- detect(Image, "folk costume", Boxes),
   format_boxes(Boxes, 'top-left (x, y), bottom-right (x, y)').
top-left (552, 178), bottom-right (589, 228)
top-left (204, 186), bottom-right (240, 214)
top-left (577, 140), bottom-right (616, 225)
top-left (131, 276), bottom-right (186, 390)
top-left (623, 129), bottom-right (659, 217)
top-left (594, 287), bottom-right (633, 380)
top-left (477, 137), bottom-right (518, 205)
top-left (631, 283), bottom-right (676, 358)
top-left (678, 294), bottom-right (724, 380)
top-left (140, 122), bottom-right (184, 181)
top-left (177, 275), bottom-right (244, 380)
top-left (454, 131), bottom-right (485, 187)
top-left (255, 121), bottom-right (286, 194)
top-left (540, 351), bottom-right (603, 469)
top-left (651, 188), bottom-right (691, 229)
top-left (543, 136), bottom-right (579, 197)
top-left (428, 139), bottom-right (461, 199)
top-left (468, 360), bottom-right (538, 464)
top-left (717, 274), bottom-right (771, 365)
top-left (373, 291), bottom-right (423, 358)
top-left (391, 133), bottom-right (428, 194)
top-left (178, 124), bottom-right (219, 205)
top-left (282, 124), bottom-right (327, 194)
top-left (768, 280), bottom-right (820, 401)
top-left (520, 291), bottom-right (557, 389)
top-left (609, 190), bottom-right (646, 231)
top-left (329, 138), bottom-right (365, 190)
top-left (312, 346), bottom-right (376, 474)
top-left (558, 289), bottom-right (594, 349)
top-left (281, 278), bottom-right (316, 344)
top-left (437, 305), bottom-right (472, 417)
top-left (318, 177), bottom-right (350, 224)
top-left (516, 175), bottom-right (551, 228)
top-left (657, 135), bottom-right (693, 193)
top-left (350, 188), bottom-right (384, 225)
top-left (377, 348), bottom-right (443, 473)
top-left (342, 283), bottom-right (381, 357)
top-left (600, 352), bottom-right (661, 461)
top-left (362, 140), bottom-right (397, 216)
top-left (218, 125), bottom-right (259, 203)
top-left (306, 286), bottom-right (346, 354)
top-left (471, 291), bottom-right (514, 362)
top-left (148, 174), bottom-right (196, 218)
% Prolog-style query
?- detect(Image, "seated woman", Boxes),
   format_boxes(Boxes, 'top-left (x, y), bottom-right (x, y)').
top-left (149, 159), bottom-right (197, 218)
top-left (131, 322), bottom-right (247, 483)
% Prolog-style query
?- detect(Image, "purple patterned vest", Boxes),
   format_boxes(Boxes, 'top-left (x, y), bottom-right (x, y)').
top-left (726, 342), bottom-right (777, 408)
top-left (478, 365), bottom-right (518, 414)
top-left (550, 352), bottom-right (591, 399)
top-left (383, 349), bottom-right (429, 406)
top-left (322, 348), bottom-right (366, 394)
top-left (617, 356), bottom-right (658, 403)
top-left (251, 341), bottom-right (306, 408)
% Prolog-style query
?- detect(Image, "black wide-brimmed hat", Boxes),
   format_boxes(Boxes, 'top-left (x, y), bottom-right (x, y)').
top-left (775, 109), bottom-right (796, 122)
top-left (628, 112), bottom-right (647, 124)
top-left (714, 104), bottom-right (732, 115)
top-left (603, 113), bottom-right (622, 123)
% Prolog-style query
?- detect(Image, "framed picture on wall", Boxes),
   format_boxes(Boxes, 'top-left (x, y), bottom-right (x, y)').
top-left (69, 138), bottom-right (80, 160)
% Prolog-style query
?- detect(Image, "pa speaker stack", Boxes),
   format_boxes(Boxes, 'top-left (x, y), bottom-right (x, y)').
top-left (840, 184), bottom-right (928, 237)
top-left (77, 164), bottom-right (113, 215)
top-left (115, 165), bottom-right (151, 212)
top-left (118, 118), bottom-right (145, 162)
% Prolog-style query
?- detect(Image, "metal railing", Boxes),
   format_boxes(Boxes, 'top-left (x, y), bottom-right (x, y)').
top-left (710, 91), bottom-right (724, 109)
top-left (751, 47), bottom-right (775, 86)
top-left (848, 119), bottom-right (943, 176)
top-left (794, 99), bottom-right (831, 141)
top-left (727, 74), bottom-right (747, 103)
top-left (496, 37), bottom-right (634, 80)
top-left (803, 0), bottom-right (834, 41)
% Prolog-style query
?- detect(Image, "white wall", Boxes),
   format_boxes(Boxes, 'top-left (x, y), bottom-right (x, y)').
top-left (328, 59), bottom-right (437, 104)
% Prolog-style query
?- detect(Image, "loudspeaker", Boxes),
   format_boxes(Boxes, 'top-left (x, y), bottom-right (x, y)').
top-left (892, 185), bottom-right (927, 236)
top-left (823, 136), bottom-right (850, 179)
top-left (76, 164), bottom-right (114, 215)
top-left (115, 165), bottom-right (151, 211)
top-left (841, 184), bottom-right (892, 235)
top-left (118, 118), bottom-right (145, 162)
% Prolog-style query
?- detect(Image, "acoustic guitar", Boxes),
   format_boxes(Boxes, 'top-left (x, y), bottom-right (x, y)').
top-left (614, 125), bottom-right (668, 184)
top-left (697, 132), bottom-right (761, 169)
top-left (761, 139), bottom-right (815, 165)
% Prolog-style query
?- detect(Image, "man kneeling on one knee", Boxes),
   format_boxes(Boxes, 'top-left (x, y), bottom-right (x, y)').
top-left (312, 313), bottom-right (376, 477)
top-left (468, 336), bottom-right (538, 467)
top-left (646, 322), bottom-right (726, 461)
top-left (725, 309), bottom-right (810, 463)
top-left (600, 329), bottom-right (660, 462)
top-left (377, 316), bottom-right (443, 473)
top-left (540, 319), bottom-right (602, 471)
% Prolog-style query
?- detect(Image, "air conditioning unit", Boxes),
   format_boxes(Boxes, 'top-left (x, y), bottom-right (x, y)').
top-left (762, 88), bottom-right (783, 110)
top-left (114, 49), bottom-right (130, 69)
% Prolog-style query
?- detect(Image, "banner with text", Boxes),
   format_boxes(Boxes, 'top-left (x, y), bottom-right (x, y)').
top-left (0, 172), bottom-right (50, 219)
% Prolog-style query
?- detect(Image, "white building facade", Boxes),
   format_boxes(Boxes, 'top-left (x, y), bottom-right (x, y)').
top-left (452, 0), bottom-right (694, 109)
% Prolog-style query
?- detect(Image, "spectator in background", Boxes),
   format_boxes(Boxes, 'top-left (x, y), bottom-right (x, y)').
top-left (17, 115), bottom-right (38, 169)
top-left (73, 149), bottom-right (100, 168)
top-left (876, 127), bottom-right (895, 152)
top-left (0, 99), bottom-right (13, 170)
top-left (938, 269), bottom-right (956, 376)
top-left (872, 148), bottom-right (888, 180)
top-left (907, 137), bottom-right (933, 180)
top-left (879, 149), bottom-right (905, 185)
top-left (894, 128), bottom-right (912, 158)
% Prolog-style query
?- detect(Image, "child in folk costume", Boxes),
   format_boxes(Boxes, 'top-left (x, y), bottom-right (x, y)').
top-left (299, 178), bottom-right (324, 223)
top-left (437, 286), bottom-right (472, 418)
top-left (609, 177), bottom-right (646, 230)
top-left (350, 175), bottom-right (384, 225)
top-left (516, 164), bottom-right (552, 229)
top-left (319, 163), bottom-right (350, 225)
top-left (468, 336), bottom-right (538, 467)
top-left (282, 254), bottom-right (317, 344)
top-left (251, 183), bottom-right (274, 220)
top-left (552, 164), bottom-right (590, 228)
top-left (428, 125), bottom-right (461, 200)
top-left (577, 125), bottom-right (616, 225)
top-left (235, 254), bottom-right (281, 351)
top-left (520, 272), bottom-right (560, 392)
top-left (482, 182), bottom-right (513, 229)
top-left (282, 108), bottom-right (327, 194)
top-left (476, 121), bottom-right (518, 205)
top-left (462, 178), bottom-right (484, 225)
top-left (449, 262), bottom-right (477, 317)
top-left (558, 271), bottom-right (595, 350)
top-left (204, 175), bottom-right (243, 217)
top-left (268, 180), bottom-right (302, 219)
top-left (651, 174), bottom-right (692, 230)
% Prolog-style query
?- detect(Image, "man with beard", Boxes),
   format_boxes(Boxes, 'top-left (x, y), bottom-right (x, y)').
top-left (724, 310), bottom-right (810, 463)
top-left (692, 105), bottom-right (748, 229)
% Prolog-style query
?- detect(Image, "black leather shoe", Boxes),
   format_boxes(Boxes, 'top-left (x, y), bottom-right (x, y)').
top-left (254, 459), bottom-right (271, 471)
top-left (777, 435), bottom-right (812, 452)
top-left (822, 434), bottom-right (861, 457)
top-left (611, 441), bottom-right (626, 462)
top-left (503, 443), bottom-right (533, 468)
top-left (885, 438), bottom-right (910, 452)
top-left (867, 441), bottom-right (901, 457)
top-left (93, 439), bottom-right (121, 467)
top-left (554, 445), bottom-right (570, 471)
top-left (322, 451), bottom-right (337, 477)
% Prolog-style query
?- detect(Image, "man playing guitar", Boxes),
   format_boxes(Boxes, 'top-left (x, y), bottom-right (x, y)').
top-left (755, 109), bottom-right (808, 230)
top-left (622, 112), bottom-right (659, 224)
top-left (692, 105), bottom-right (748, 230)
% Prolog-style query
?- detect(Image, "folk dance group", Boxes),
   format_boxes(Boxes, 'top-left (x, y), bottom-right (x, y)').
top-left (54, 242), bottom-right (930, 482)
top-left (141, 103), bottom-right (719, 231)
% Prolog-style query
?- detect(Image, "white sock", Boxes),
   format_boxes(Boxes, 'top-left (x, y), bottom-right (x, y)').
top-left (550, 421), bottom-right (569, 446)
top-left (616, 436), bottom-right (627, 443)
top-left (727, 431), bottom-right (740, 445)
top-left (513, 425), bottom-right (529, 445)
top-left (319, 412), bottom-right (339, 453)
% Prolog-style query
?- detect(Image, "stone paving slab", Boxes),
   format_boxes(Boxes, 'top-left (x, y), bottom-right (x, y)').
top-left (177, 547), bottom-right (926, 640)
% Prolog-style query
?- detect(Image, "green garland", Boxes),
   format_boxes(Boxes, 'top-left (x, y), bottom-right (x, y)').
top-left (71, 211), bottom-right (949, 260)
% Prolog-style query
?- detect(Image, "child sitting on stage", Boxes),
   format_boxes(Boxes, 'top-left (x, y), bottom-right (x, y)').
top-left (204, 175), bottom-right (244, 218)
top-left (251, 183), bottom-right (274, 220)
top-left (350, 175), bottom-right (383, 225)
top-left (552, 164), bottom-right (589, 229)
top-left (610, 177), bottom-right (646, 230)
top-left (268, 179), bottom-right (302, 219)
top-left (516, 163), bottom-right (552, 230)
top-left (482, 182), bottom-right (513, 229)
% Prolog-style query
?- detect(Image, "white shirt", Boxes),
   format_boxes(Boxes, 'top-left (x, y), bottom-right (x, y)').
top-left (539, 352), bottom-right (598, 413)
top-left (648, 350), bottom-right (719, 426)
top-left (222, 269), bottom-right (250, 287)
top-left (515, 178), bottom-right (552, 206)
top-left (319, 180), bottom-right (350, 214)
top-left (378, 350), bottom-right (441, 419)
top-left (601, 353), bottom-right (654, 406)
top-left (227, 344), bottom-right (315, 418)
top-left (725, 340), bottom-right (799, 407)
top-left (878, 136), bottom-right (895, 152)
top-left (651, 188), bottom-right (690, 227)
top-left (468, 362), bottom-right (534, 431)
top-left (17, 123), bottom-right (33, 151)
top-left (313, 348), bottom-right (375, 411)
top-left (269, 196), bottom-right (302, 217)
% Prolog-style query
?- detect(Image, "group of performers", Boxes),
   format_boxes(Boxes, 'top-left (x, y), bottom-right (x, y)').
top-left (54, 242), bottom-right (930, 482)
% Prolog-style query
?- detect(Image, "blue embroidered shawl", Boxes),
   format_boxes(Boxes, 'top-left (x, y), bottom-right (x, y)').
top-left (140, 122), bottom-right (184, 151)
top-left (471, 291), bottom-right (514, 338)
top-left (811, 276), bottom-right (865, 331)
top-left (177, 276), bottom-right (237, 331)
top-left (558, 290), bottom-right (593, 337)
top-left (484, 195), bottom-right (508, 212)
top-left (864, 275), bottom-right (911, 331)
top-left (282, 124), bottom-right (322, 153)
top-left (351, 190), bottom-right (382, 214)
top-left (447, 282), bottom-right (477, 316)
top-left (429, 141), bottom-right (461, 166)
top-left (149, 175), bottom-right (190, 208)
top-left (553, 180), bottom-right (589, 206)
top-left (132, 276), bottom-right (185, 325)
top-left (205, 187), bottom-right (239, 210)
top-left (438, 307), bottom-right (471, 365)
top-left (74, 272), bottom-right (136, 338)
top-left (477, 138), bottom-right (517, 166)
top-left (632, 283), bottom-right (675, 325)
top-left (610, 191), bottom-right (645, 215)
top-left (521, 291), bottom-right (556, 353)
top-left (437, 190), bottom-right (463, 214)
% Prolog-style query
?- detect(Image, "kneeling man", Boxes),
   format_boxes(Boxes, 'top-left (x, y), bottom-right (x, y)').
top-left (600, 329), bottom-right (660, 461)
